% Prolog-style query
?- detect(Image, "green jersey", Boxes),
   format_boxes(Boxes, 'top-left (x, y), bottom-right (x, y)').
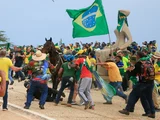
top-left (62, 62), bottom-right (76, 78)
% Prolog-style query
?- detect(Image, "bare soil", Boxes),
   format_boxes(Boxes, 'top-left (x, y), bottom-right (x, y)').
top-left (0, 80), bottom-right (160, 120)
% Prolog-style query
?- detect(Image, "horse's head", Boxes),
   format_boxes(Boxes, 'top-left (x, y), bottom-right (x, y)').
top-left (41, 37), bottom-right (56, 53)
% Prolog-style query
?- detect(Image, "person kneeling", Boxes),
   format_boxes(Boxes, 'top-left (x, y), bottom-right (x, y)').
top-left (24, 50), bottom-right (51, 109)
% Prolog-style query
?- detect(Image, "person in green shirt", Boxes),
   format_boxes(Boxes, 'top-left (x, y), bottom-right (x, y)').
top-left (55, 55), bottom-right (76, 107)
top-left (117, 51), bottom-right (130, 91)
top-left (115, 55), bottom-right (125, 76)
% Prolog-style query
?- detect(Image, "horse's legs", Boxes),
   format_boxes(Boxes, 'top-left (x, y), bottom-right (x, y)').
top-left (52, 74), bottom-right (60, 90)
top-left (52, 75), bottom-right (57, 90)
top-left (56, 78), bottom-right (60, 90)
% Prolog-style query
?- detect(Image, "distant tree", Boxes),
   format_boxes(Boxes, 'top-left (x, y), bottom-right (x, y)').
top-left (0, 31), bottom-right (8, 42)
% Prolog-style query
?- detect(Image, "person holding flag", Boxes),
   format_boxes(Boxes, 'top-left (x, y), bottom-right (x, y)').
top-left (66, 0), bottom-right (110, 109)
top-left (96, 56), bottom-right (128, 104)
top-left (66, 0), bottom-right (109, 38)
top-left (75, 52), bottom-right (94, 110)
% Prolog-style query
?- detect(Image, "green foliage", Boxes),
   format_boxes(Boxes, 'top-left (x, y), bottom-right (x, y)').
top-left (0, 31), bottom-right (8, 42)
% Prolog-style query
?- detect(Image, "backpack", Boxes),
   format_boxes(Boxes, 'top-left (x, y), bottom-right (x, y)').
top-left (140, 60), bottom-right (155, 80)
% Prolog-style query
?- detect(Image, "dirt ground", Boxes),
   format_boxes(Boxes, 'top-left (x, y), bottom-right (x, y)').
top-left (0, 80), bottom-right (160, 120)
top-left (0, 110), bottom-right (33, 120)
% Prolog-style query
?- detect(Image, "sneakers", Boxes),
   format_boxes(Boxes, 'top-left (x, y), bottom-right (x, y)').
top-left (21, 78), bottom-right (25, 81)
top-left (18, 78), bottom-right (21, 82)
top-left (71, 101), bottom-right (78, 105)
top-left (148, 114), bottom-right (155, 119)
top-left (2, 108), bottom-right (8, 111)
top-left (84, 101), bottom-right (91, 110)
top-left (66, 104), bottom-right (72, 107)
top-left (60, 98), bottom-right (63, 101)
top-left (119, 109), bottom-right (130, 115)
top-left (94, 88), bottom-right (99, 91)
top-left (39, 105), bottom-right (45, 109)
top-left (103, 101), bottom-right (112, 104)
top-left (142, 113), bottom-right (156, 118)
top-left (10, 81), bottom-right (14, 85)
top-left (79, 102), bottom-right (85, 106)
top-left (155, 108), bottom-right (160, 112)
top-left (24, 106), bottom-right (29, 109)
top-left (89, 105), bottom-right (95, 110)
top-left (54, 103), bottom-right (58, 106)
top-left (142, 113), bottom-right (148, 116)
top-left (18, 78), bottom-right (25, 82)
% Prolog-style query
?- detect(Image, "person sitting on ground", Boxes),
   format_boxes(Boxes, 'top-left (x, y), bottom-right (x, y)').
top-left (24, 81), bottom-right (65, 102)
top-left (24, 50), bottom-right (51, 110)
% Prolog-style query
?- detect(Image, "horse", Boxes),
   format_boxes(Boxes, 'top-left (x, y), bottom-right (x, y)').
top-left (41, 37), bottom-right (64, 90)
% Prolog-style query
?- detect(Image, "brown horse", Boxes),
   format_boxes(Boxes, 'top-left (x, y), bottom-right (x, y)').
top-left (41, 37), bottom-right (64, 89)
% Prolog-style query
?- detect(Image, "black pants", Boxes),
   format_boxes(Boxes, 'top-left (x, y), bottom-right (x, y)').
top-left (15, 63), bottom-right (25, 79)
top-left (141, 82), bottom-right (155, 114)
top-left (122, 71), bottom-right (131, 91)
top-left (3, 81), bottom-right (9, 109)
top-left (55, 76), bottom-right (75, 104)
top-left (125, 82), bottom-right (155, 114)
top-left (93, 81), bottom-right (98, 88)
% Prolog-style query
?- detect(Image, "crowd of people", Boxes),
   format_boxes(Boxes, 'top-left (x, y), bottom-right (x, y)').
top-left (0, 40), bottom-right (160, 119)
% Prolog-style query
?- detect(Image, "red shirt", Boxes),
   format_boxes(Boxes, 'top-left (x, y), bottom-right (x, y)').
top-left (75, 58), bottom-right (92, 78)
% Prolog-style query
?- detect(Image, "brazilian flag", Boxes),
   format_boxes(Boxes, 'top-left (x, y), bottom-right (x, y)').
top-left (117, 11), bottom-right (129, 32)
top-left (66, 0), bottom-right (109, 38)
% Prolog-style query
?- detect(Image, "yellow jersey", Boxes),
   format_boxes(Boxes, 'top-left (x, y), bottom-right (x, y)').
top-left (154, 64), bottom-right (160, 82)
top-left (0, 57), bottom-right (13, 81)
top-left (104, 62), bottom-right (122, 82)
top-left (89, 58), bottom-right (96, 71)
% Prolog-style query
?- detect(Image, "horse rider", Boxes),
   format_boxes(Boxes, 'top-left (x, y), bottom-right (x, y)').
top-left (24, 50), bottom-right (51, 109)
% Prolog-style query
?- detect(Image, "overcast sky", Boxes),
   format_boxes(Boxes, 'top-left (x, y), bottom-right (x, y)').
top-left (0, 0), bottom-right (159, 47)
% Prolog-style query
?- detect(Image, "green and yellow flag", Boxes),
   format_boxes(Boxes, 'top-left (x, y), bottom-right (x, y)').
top-left (0, 43), bottom-right (10, 51)
top-left (66, 0), bottom-right (109, 38)
top-left (117, 11), bottom-right (128, 32)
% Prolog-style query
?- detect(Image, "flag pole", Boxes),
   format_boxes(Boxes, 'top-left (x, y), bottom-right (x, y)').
top-left (108, 34), bottom-right (113, 57)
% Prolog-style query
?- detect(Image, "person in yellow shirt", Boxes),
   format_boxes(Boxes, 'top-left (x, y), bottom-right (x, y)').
top-left (88, 52), bottom-right (98, 90)
top-left (154, 60), bottom-right (160, 83)
top-left (24, 47), bottom-right (31, 65)
top-left (96, 59), bottom-right (127, 104)
top-left (153, 53), bottom-right (160, 111)
top-left (0, 50), bottom-right (22, 111)
top-left (23, 47), bottom-right (31, 77)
